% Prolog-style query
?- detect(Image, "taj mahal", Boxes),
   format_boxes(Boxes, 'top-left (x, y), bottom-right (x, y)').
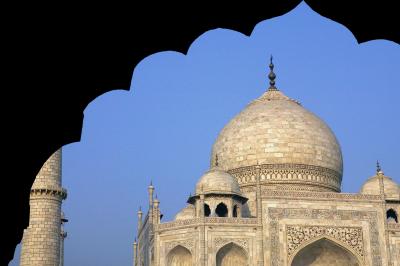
top-left (133, 58), bottom-right (400, 266)
top-left (17, 59), bottom-right (399, 265)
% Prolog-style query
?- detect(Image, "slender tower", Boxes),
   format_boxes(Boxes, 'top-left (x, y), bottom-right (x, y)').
top-left (20, 149), bottom-right (67, 266)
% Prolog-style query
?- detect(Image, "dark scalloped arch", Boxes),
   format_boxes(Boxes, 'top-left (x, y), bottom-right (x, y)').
top-left (2, 1), bottom-right (399, 264)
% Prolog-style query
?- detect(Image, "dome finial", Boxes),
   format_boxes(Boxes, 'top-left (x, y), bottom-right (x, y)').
top-left (268, 55), bottom-right (278, 91)
top-left (376, 160), bottom-right (384, 175)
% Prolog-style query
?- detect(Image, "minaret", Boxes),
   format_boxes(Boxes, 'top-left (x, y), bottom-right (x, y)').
top-left (20, 149), bottom-right (67, 266)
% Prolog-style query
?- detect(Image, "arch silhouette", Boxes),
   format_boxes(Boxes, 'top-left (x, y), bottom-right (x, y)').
top-left (233, 205), bottom-right (238, 217)
top-left (290, 237), bottom-right (362, 266)
top-left (387, 208), bottom-right (398, 223)
top-left (4, 2), bottom-right (399, 264)
top-left (215, 203), bottom-right (228, 217)
top-left (216, 242), bottom-right (248, 266)
top-left (166, 245), bottom-right (192, 266)
top-left (204, 203), bottom-right (211, 217)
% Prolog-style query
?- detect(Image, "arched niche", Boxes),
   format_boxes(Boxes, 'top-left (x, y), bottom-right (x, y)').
top-left (387, 208), bottom-right (398, 223)
top-left (167, 245), bottom-right (192, 266)
top-left (216, 242), bottom-right (248, 266)
top-left (204, 203), bottom-right (211, 217)
top-left (291, 237), bottom-right (361, 266)
top-left (233, 205), bottom-right (238, 217)
top-left (215, 202), bottom-right (228, 217)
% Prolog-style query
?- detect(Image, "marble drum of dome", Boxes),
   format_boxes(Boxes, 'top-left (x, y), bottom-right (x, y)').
top-left (211, 59), bottom-right (343, 192)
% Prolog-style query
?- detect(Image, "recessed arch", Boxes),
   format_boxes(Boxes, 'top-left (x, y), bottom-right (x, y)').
top-left (215, 202), bottom-right (228, 217)
top-left (216, 242), bottom-right (248, 266)
top-left (204, 203), bottom-right (211, 217)
top-left (233, 205), bottom-right (238, 217)
top-left (166, 245), bottom-right (192, 266)
top-left (387, 208), bottom-right (398, 223)
top-left (290, 237), bottom-right (361, 266)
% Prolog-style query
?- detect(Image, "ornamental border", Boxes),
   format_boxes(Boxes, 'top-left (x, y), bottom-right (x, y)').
top-left (228, 163), bottom-right (342, 192)
top-left (268, 208), bottom-right (381, 266)
top-left (30, 187), bottom-right (67, 200)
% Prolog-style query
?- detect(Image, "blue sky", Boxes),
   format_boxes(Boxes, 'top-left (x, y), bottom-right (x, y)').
top-left (11, 2), bottom-right (399, 266)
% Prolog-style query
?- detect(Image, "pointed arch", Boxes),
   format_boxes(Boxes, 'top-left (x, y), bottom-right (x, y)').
top-left (215, 202), bottom-right (228, 217)
top-left (290, 237), bottom-right (361, 266)
top-left (216, 242), bottom-right (248, 266)
top-left (387, 208), bottom-right (398, 223)
top-left (166, 245), bottom-right (192, 266)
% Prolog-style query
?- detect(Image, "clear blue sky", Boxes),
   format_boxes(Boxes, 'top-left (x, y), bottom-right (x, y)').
top-left (11, 2), bottom-right (399, 266)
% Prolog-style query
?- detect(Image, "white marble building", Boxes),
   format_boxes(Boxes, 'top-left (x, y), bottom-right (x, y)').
top-left (134, 59), bottom-right (400, 266)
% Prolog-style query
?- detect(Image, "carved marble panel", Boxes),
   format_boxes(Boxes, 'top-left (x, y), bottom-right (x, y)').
top-left (286, 225), bottom-right (363, 259)
top-left (268, 208), bottom-right (381, 266)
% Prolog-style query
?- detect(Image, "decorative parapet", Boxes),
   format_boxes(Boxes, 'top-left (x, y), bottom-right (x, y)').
top-left (387, 223), bottom-right (400, 231)
top-left (30, 186), bottom-right (67, 200)
top-left (204, 217), bottom-right (257, 225)
top-left (286, 225), bottom-right (364, 260)
top-left (228, 163), bottom-right (342, 192)
top-left (262, 189), bottom-right (383, 202)
top-left (157, 217), bottom-right (257, 231)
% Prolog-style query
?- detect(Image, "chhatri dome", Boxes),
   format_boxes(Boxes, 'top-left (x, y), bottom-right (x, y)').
top-left (211, 56), bottom-right (343, 192)
top-left (194, 159), bottom-right (242, 197)
top-left (360, 161), bottom-right (400, 200)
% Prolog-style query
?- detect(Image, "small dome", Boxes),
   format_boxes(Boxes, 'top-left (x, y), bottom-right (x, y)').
top-left (360, 171), bottom-right (400, 199)
top-left (195, 167), bottom-right (242, 196)
top-left (175, 204), bottom-right (195, 220)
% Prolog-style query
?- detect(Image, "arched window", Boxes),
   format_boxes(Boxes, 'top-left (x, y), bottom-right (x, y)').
top-left (204, 203), bottom-right (211, 217)
top-left (233, 205), bottom-right (238, 217)
top-left (387, 208), bottom-right (398, 223)
top-left (216, 203), bottom-right (228, 217)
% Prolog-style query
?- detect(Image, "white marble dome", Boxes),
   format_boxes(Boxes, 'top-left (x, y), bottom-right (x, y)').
top-left (195, 167), bottom-right (242, 196)
top-left (210, 84), bottom-right (343, 192)
top-left (360, 171), bottom-right (400, 200)
top-left (175, 204), bottom-right (195, 220)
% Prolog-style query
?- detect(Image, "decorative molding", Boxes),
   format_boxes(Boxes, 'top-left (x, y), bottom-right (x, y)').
top-left (214, 237), bottom-right (249, 252)
top-left (204, 217), bottom-right (258, 225)
top-left (286, 225), bottom-right (364, 259)
top-left (158, 218), bottom-right (201, 230)
top-left (387, 223), bottom-right (400, 231)
top-left (262, 189), bottom-right (383, 202)
top-left (157, 217), bottom-right (258, 231)
top-left (268, 208), bottom-right (381, 266)
top-left (30, 187), bottom-right (67, 200)
top-left (228, 163), bottom-right (342, 192)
